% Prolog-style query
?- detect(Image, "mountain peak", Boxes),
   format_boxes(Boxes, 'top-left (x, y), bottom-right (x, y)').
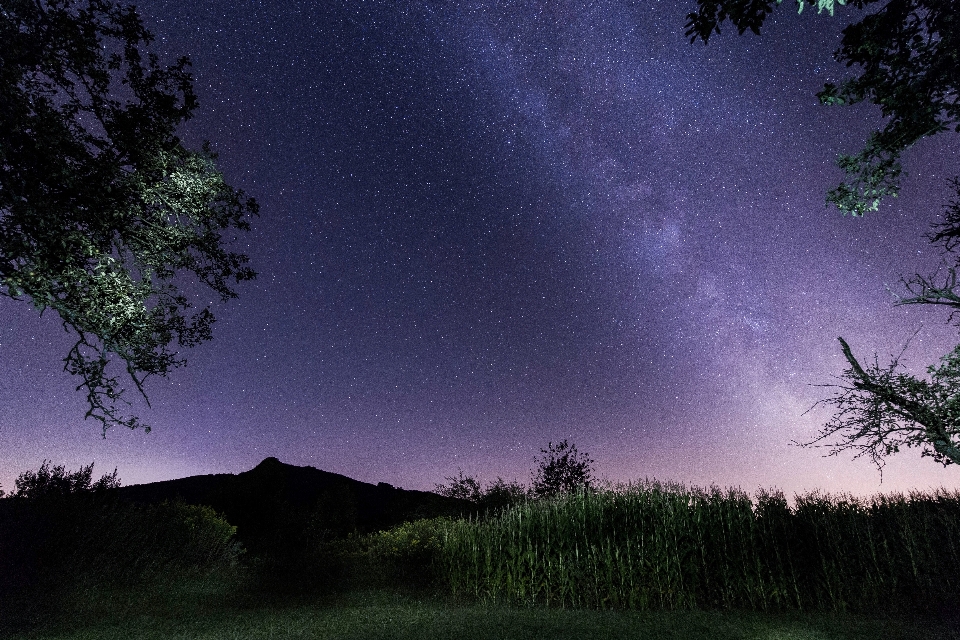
top-left (254, 456), bottom-right (283, 469)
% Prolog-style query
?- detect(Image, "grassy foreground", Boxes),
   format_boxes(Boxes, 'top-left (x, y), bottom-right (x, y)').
top-left (4, 568), bottom-right (959, 640)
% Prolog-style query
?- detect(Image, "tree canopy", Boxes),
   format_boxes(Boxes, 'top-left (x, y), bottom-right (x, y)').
top-left (686, 0), bottom-right (959, 216)
top-left (0, 0), bottom-right (258, 434)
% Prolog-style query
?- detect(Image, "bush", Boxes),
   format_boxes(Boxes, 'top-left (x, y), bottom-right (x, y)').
top-left (0, 494), bottom-right (243, 632)
top-left (131, 499), bottom-right (244, 577)
top-left (355, 517), bottom-right (454, 591)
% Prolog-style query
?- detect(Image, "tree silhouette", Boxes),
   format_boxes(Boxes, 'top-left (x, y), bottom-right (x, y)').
top-left (530, 440), bottom-right (596, 499)
top-left (10, 460), bottom-right (120, 500)
top-left (434, 469), bottom-right (483, 503)
top-left (435, 469), bottom-right (528, 513)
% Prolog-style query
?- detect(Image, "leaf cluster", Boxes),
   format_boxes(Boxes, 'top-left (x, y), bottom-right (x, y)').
top-left (0, 0), bottom-right (258, 434)
top-left (684, 0), bottom-right (861, 44)
top-left (685, 0), bottom-right (958, 215)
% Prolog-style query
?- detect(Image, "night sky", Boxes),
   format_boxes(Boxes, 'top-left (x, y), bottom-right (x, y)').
top-left (2, 0), bottom-right (959, 509)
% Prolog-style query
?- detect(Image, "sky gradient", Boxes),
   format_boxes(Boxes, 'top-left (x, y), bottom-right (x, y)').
top-left (2, 0), bottom-right (959, 509)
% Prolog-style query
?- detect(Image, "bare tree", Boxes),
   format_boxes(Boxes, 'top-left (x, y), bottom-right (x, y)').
top-left (894, 179), bottom-right (960, 314)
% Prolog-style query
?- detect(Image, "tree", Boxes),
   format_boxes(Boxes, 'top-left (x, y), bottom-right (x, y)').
top-left (530, 440), bottom-right (596, 499)
top-left (1, 0), bottom-right (258, 435)
top-left (687, 0), bottom-right (960, 476)
top-left (434, 469), bottom-right (528, 513)
top-left (686, 0), bottom-right (959, 216)
top-left (434, 469), bottom-right (484, 503)
top-left (10, 459), bottom-right (120, 500)
top-left (799, 192), bottom-right (960, 475)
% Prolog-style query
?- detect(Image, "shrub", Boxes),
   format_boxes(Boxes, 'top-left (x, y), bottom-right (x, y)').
top-left (360, 517), bottom-right (455, 591)
top-left (0, 495), bottom-right (243, 598)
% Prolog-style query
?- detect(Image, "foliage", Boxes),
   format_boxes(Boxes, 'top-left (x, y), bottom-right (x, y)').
top-left (9, 459), bottom-right (119, 500)
top-left (0, 489), bottom-right (243, 631)
top-left (151, 500), bottom-right (243, 570)
top-left (0, 0), bottom-right (258, 434)
top-left (359, 517), bottom-right (454, 590)
top-left (272, 516), bottom-right (457, 595)
top-left (894, 179), bottom-right (960, 315)
top-left (685, 0), bottom-right (959, 216)
top-left (480, 477), bottom-right (529, 511)
top-left (436, 440), bottom-right (597, 509)
top-left (530, 439), bottom-right (596, 499)
top-left (440, 480), bottom-right (960, 617)
top-left (305, 483), bottom-right (359, 543)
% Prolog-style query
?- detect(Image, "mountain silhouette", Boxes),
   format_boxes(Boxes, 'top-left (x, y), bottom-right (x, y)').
top-left (111, 457), bottom-right (478, 555)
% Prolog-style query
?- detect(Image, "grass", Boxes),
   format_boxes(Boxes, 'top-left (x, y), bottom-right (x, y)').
top-left (4, 480), bottom-right (960, 639)
top-left (6, 573), bottom-right (960, 640)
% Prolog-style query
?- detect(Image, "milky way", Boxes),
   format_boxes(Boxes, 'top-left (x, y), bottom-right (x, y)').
top-left (2, 0), bottom-right (958, 508)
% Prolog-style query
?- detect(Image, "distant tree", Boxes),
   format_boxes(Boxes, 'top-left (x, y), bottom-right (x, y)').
top-left (435, 470), bottom-right (528, 513)
top-left (434, 469), bottom-right (484, 503)
top-left (1, 0), bottom-right (258, 435)
top-left (685, 0), bottom-right (959, 216)
top-left (10, 460), bottom-right (120, 500)
top-left (530, 440), bottom-right (596, 499)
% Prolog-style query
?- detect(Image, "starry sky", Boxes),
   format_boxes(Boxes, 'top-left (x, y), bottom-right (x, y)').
top-left (2, 0), bottom-right (959, 509)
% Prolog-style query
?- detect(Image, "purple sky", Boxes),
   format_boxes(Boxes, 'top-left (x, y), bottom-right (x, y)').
top-left (2, 0), bottom-right (959, 509)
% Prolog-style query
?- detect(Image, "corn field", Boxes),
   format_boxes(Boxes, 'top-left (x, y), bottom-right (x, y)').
top-left (437, 479), bottom-right (960, 617)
